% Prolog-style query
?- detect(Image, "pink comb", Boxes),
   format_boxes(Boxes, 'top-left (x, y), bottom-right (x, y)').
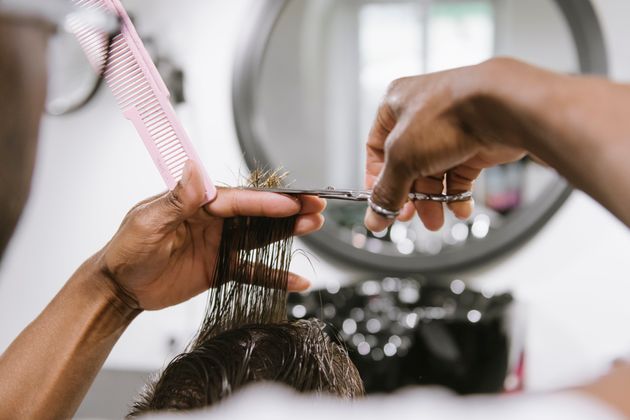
top-left (69, 0), bottom-right (216, 203)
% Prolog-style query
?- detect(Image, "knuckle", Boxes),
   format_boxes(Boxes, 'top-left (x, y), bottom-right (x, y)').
top-left (483, 56), bottom-right (518, 70)
top-left (384, 78), bottom-right (406, 111)
top-left (165, 188), bottom-right (184, 213)
top-left (230, 194), bottom-right (243, 215)
top-left (167, 188), bottom-right (183, 209)
top-left (385, 77), bottom-right (407, 97)
top-left (385, 136), bottom-right (413, 172)
top-left (371, 182), bottom-right (403, 211)
top-left (128, 206), bottom-right (154, 231)
top-left (449, 170), bottom-right (475, 186)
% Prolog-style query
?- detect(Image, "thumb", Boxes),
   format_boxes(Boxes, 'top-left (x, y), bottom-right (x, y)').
top-left (145, 160), bottom-right (208, 228)
top-left (365, 136), bottom-right (415, 232)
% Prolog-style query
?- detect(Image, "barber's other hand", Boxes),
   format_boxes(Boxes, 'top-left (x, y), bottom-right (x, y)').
top-left (95, 161), bottom-right (326, 311)
top-left (365, 58), bottom-right (531, 233)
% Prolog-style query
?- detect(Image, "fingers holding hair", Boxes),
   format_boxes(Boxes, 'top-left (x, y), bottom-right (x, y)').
top-left (237, 262), bottom-right (311, 292)
top-left (127, 160), bottom-right (328, 236)
top-left (204, 189), bottom-right (326, 218)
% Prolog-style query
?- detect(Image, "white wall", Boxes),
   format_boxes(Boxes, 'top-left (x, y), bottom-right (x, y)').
top-left (0, 0), bottom-right (629, 392)
top-left (0, 0), bottom-right (254, 370)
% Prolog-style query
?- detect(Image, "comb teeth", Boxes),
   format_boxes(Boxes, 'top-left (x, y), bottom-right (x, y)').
top-left (102, 34), bottom-right (189, 179)
top-left (67, 1), bottom-right (111, 71)
top-left (70, 0), bottom-right (216, 201)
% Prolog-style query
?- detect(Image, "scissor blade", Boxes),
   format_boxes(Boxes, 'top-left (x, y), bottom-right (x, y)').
top-left (239, 187), bottom-right (473, 203)
top-left (240, 187), bottom-right (370, 201)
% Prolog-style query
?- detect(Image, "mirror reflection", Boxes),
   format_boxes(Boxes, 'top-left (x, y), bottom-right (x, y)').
top-left (248, 0), bottom-right (578, 262)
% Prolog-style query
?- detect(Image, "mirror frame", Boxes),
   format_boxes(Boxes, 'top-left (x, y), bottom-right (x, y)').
top-left (232, 0), bottom-right (608, 273)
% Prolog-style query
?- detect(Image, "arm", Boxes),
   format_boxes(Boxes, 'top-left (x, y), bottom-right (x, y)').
top-left (0, 260), bottom-right (138, 418)
top-left (0, 162), bottom-right (326, 419)
top-left (363, 57), bottom-right (630, 416)
top-left (578, 361), bottom-right (630, 417)
top-left (481, 59), bottom-right (630, 228)
top-left (364, 57), bottom-right (630, 231)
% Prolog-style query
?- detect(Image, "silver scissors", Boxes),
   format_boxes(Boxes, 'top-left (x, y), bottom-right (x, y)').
top-left (241, 187), bottom-right (473, 203)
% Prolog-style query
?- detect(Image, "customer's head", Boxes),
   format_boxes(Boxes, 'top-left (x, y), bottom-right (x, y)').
top-left (0, 14), bottom-right (52, 259)
top-left (130, 319), bottom-right (364, 415)
top-left (130, 186), bottom-right (363, 416)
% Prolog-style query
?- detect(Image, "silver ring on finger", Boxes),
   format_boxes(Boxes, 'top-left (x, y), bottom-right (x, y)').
top-left (368, 197), bottom-right (401, 220)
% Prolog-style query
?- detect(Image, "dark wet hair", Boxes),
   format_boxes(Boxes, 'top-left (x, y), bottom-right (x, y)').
top-left (129, 319), bottom-right (363, 414)
top-left (129, 172), bottom-right (364, 416)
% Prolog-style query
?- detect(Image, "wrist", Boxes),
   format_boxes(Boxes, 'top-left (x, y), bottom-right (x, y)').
top-left (73, 254), bottom-right (143, 321)
top-left (448, 58), bottom-right (533, 150)
top-left (0, 256), bottom-right (141, 418)
top-left (474, 57), bottom-right (567, 151)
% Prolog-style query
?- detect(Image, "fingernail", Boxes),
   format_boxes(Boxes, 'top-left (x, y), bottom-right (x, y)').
top-left (297, 277), bottom-right (311, 291)
top-left (364, 209), bottom-right (388, 232)
top-left (289, 276), bottom-right (311, 292)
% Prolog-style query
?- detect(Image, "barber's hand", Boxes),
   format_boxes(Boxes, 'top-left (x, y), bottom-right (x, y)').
top-left (94, 161), bottom-right (326, 311)
top-left (365, 58), bottom-right (530, 232)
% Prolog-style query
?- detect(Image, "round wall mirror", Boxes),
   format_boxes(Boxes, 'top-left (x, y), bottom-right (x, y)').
top-left (233, 0), bottom-right (607, 273)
